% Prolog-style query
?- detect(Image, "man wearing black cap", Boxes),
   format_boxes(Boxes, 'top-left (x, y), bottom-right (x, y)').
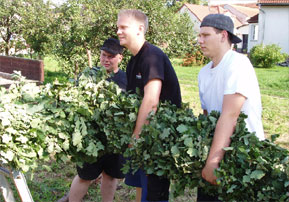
top-left (197, 14), bottom-right (264, 201)
top-left (58, 38), bottom-right (127, 202)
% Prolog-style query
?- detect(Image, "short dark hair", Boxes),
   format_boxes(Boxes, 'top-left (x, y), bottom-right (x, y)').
top-left (118, 9), bottom-right (149, 34)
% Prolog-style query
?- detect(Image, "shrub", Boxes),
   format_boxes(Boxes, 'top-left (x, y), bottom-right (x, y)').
top-left (182, 40), bottom-right (210, 66)
top-left (249, 44), bottom-right (286, 68)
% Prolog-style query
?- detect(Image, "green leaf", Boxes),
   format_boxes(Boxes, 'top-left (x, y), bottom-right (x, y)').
top-left (146, 167), bottom-right (154, 175)
top-left (250, 170), bottom-right (265, 180)
top-left (72, 130), bottom-right (82, 147)
top-left (184, 137), bottom-right (193, 147)
top-left (187, 148), bottom-right (197, 157)
top-left (156, 170), bottom-right (165, 176)
top-left (2, 134), bottom-right (12, 143)
top-left (129, 113), bottom-right (136, 121)
top-left (160, 128), bottom-right (170, 139)
top-left (223, 147), bottom-right (233, 151)
top-left (242, 175), bottom-right (251, 183)
top-left (171, 146), bottom-right (180, 157)
top-left (226, 185), bottom-right (237, 193)
top-left (176, 124), bottom-right (188, 133)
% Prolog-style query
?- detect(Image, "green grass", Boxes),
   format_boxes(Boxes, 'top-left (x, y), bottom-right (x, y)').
top-left (43, 56), bottom-right (68, 84)
top-left (16, 56), bottom-right (287, 201)
top-left (256, 66), bottom-right (289, 98)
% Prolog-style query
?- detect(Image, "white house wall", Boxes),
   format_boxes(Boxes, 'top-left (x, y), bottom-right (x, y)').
top-left (237, 25), bottom-right (249, 50)
top-left (248, 23), bottom-right (259, 52)
top-left (179, 7), bottom-right (201, 33)
top-left (258, 6), bottom-right (289, 54)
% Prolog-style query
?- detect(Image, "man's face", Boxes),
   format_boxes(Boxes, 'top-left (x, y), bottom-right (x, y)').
top-left (198, 27), bottom-right (223, 59)
top-left (117, 15), bottom-right (142, 48)
top-left (100, 50), bottom-right (122, 73)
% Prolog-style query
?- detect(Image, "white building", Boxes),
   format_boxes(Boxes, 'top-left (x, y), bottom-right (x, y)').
top-left (247, 0), bottom-right (289, 54)
top-left (179, 3), bottom-right (259, 52)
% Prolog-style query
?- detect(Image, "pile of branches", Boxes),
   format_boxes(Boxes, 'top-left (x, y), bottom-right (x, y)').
top-left (0, 69), bottom-right (288, 201)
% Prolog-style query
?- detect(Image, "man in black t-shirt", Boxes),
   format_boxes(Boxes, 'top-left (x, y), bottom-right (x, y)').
top-left (117, 9), bottom-right (181, 202)
top-left (58, 38), bottom-right (127, 202)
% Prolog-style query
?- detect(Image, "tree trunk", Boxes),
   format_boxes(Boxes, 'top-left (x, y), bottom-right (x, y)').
top-left (86, 48), bottom-right (92, 68)
top-left (5, 46), bottom-right (9, 56)
top-left (74, 62), bottom-right (79, 80)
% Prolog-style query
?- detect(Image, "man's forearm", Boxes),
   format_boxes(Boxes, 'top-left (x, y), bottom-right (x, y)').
top-left (133, 96), bottom-right (158, 137)
top-left (133, 79), bottom-right (162, 137)
top-left (205, 113), bottom-right (237, 165)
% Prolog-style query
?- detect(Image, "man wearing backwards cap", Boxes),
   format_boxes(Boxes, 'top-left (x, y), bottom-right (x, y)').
top-left (197, 14), bottom-right (264, 201)
top-left (58, 38), bottom-right (127, 202)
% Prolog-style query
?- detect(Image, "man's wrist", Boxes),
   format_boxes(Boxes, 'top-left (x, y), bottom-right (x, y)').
top-left (132, 133), bottom-right (140, 139)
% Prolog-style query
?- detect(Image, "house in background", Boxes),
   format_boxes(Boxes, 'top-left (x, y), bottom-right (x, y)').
top-left (247, 0), bottom-right (289, 54)
top-left (179, 2), bottom-right (259, 52)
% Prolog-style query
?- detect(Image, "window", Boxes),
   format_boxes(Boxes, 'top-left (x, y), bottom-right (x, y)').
top-left (251, 24), bottom-right (258, 41)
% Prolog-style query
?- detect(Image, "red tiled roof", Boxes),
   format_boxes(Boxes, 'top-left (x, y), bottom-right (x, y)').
top-left (182, 3), bottom-right (258, 28)
top-left (258, 0), bottom-right (289, 4)
top-left (229, 4), bottom-right (259, 17)
top-left (183, 4), bottom-right (212, 21)
top-left (235, 3), bottom-right (258, 8)
top-left (247, 14), bottom-right (259, 23)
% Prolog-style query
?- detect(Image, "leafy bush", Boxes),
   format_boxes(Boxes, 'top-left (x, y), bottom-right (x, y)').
top-left (182, 40), bottom-right (210, 66)
top-left (249, 44), bottom-right (287, 68)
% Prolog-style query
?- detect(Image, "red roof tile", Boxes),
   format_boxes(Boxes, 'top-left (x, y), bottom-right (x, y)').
top-left (229, 4), bottom-right (259, 17)
top-left (183, 4), bottom-right (212, 21)
top-left (247, 14), bottom-right (259, 23)
top-left (258, 0), bottom-right (289, 4)
top-left (182, 3), bottom-right (258, 28)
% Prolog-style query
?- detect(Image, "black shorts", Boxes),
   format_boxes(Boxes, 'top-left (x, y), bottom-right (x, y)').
top-left (147, 174), bottom-right (170, 201)
top-left (77, 154), bottom-right (125, 180)
top-left (197, 187), bottom-right (221, 202)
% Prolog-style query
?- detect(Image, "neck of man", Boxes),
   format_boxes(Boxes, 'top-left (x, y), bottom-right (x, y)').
top-left (107, 67), bottom-right (119, 74)
top-left (129, 38), bottom-right (146, 56)
top-left (211, 44), bottom-right (232, 68)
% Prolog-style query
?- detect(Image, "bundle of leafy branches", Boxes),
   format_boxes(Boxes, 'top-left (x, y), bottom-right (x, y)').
top-left (0, 69), bottom-right (137, 171)
top-left (124, 103), bottom-right (289, 201)
top-left (1, 69), bottom-right (288, 201)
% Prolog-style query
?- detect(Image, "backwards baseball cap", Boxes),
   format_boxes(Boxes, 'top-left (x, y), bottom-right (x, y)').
top-left (200, 14), bottom-right (242, 44)
top-left (100, 38), bottom-right (124, 55)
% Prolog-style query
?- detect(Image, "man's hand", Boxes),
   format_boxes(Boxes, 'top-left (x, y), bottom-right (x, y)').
top-left (202, 161), bottom-right (218, 185)
top-left (128, 134), bottom-right (139, 148)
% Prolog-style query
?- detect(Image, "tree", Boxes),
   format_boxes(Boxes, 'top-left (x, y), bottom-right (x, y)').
top-left (0, 0), bottom-right (55, 57)
top-left (21, 0), bottom-right (55, 59)
top-left (51, 0), bottom-right (120, 77)
top-left (52, 0), bottom-right (195, 77)
top-left (0, 0), bottom-right (25, 55)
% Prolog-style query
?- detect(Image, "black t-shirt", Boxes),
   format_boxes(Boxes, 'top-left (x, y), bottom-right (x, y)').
top-left (126, 42), bottom-right (181, 107)
top-left (107, 69), bottom-right (127, 91)
top-left (92, 67), bottom-right (127, 91)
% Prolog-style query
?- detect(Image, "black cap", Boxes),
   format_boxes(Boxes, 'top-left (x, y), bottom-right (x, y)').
top-left (200, 14), bottom-right (242, 44)
top-left (100, 38), bottom-right (124, 55)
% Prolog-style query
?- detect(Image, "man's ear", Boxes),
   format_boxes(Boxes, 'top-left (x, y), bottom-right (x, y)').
top-left (138, 24), bottom-right (145, 35)
top-left (118, 54), bottom-right (123, 63)
top-left (221, 30), bottom-right (229, 42)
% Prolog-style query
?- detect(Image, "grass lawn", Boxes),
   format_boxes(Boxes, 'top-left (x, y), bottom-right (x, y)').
top-left (11, 56), bottom-right (288, 201)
